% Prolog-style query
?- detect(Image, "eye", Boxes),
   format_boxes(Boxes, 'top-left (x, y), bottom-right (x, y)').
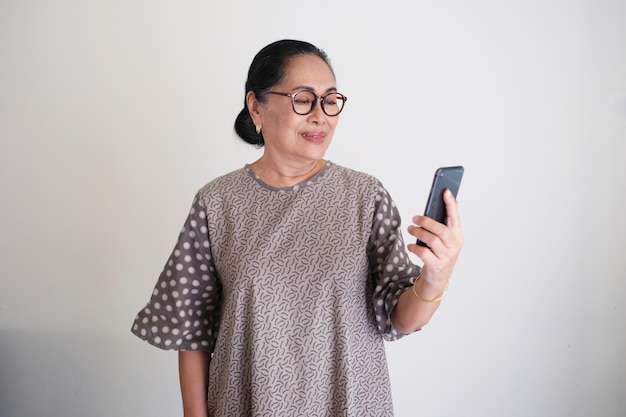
top-left (293, 91), bottom-right (316, 105)
top-left (323, 93), bottom-right (341, 106)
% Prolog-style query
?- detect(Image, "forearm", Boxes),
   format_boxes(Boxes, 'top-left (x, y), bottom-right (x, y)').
top-left (390, 274), bottom-right (448, 333)
top-left (178, 350), bottom-right (210, 417)
top-left (395, 188), bottom-right (463, 334)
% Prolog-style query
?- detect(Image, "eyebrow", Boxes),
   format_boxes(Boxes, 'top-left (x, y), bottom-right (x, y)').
top-left (292, 85), bottom-right (338, 94)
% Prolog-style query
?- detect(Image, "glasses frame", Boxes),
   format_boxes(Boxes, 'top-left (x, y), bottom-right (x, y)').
top-left (266, 89), bottom-right (347, 116)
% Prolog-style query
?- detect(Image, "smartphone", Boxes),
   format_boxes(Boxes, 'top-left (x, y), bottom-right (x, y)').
top-left (416, 166), bottom-right (464, 246)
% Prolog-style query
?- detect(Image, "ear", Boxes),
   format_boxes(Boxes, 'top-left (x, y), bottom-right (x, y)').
top-left (246, 91), bottom-right (262, 126)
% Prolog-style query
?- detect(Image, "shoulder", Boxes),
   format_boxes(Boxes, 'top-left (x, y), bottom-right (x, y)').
top-left (327, 163), bottom-right (399, 214)
top-left (195, 167), bottom-right (250, 205)
top-left (326, 162), bottom-right (391, 204)
top-left (327, 162), bottom-right (382, 190)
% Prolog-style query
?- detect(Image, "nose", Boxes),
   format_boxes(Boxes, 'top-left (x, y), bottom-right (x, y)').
top-left (307, 98), bottom-right (326, 123)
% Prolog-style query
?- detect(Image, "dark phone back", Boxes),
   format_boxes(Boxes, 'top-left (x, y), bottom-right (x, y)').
top-left (423, 166), bottom-right (464, 224)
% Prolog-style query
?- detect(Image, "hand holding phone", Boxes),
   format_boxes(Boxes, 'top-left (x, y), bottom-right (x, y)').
top-left (416, 166), bottom-right (464, 247)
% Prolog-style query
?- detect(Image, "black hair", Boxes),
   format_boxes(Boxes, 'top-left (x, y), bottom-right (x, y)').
top-left (234, 39), bottom-right (333, 146)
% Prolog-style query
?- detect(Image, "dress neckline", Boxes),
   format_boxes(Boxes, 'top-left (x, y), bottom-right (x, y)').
top-left (244, 161), bottom-right (333, 192)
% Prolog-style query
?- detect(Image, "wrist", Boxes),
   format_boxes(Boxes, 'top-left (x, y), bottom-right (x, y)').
top-left (412, 273), bottom-right (449, 303)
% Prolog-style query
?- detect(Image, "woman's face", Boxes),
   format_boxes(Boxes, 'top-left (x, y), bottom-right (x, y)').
top-left (250, 54), bottom-right (340, 166)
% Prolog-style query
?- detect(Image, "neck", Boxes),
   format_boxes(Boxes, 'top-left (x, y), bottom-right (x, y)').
top-left (249, 156), bottom-right (327, 188)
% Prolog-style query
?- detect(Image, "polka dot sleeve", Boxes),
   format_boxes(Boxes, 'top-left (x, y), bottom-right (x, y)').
top-left (131, 195), bottom-right (222, 352)
top-left (368, 185), bottom-right (420, 341)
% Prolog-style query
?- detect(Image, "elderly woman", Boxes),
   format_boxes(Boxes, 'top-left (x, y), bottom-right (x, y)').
top-left (132, 39), bottom-right (463, 417)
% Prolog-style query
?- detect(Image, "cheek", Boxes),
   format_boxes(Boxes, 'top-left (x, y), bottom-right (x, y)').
top-left (272, 110), bottom-right (302, 129)
top-left (327, 118), bottom-right (339, 134)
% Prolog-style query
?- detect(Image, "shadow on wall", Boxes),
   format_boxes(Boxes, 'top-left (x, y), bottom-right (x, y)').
top-left (0, 330), bottom-right (179, 417)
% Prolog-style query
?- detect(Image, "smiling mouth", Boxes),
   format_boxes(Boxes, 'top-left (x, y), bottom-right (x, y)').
top-left (302, 132), bottom-right (326, 141)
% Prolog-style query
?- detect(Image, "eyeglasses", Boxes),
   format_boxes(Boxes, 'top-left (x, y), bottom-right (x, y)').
top-left (266, 89), bottom-right (347, 116)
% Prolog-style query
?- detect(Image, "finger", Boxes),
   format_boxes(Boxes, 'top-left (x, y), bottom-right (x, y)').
top-left (406, 241), bottom-right (438, 264)
top-left (443, 189), bottom-right (462, 229)
top-left (408, 223), bottom-right (447, 260)
top-left (412, 215), bottom-right (447, 238)
top-left (413, 214), bottom-right (460, 254)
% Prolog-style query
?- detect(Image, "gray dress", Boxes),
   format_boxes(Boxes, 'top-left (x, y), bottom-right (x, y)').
top-left (131, 162), bottom-right (420, 416)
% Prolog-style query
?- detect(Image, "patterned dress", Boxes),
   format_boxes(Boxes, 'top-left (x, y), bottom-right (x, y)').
top-left (131, 162), bottom-right (420, 416)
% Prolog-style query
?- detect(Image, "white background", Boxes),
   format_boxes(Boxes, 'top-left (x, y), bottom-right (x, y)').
top-left (1, 1), bottom-right (625, 416)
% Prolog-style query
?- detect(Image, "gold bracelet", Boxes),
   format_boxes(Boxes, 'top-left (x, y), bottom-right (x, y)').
top-left (412, 273), bottom-right (449, 303)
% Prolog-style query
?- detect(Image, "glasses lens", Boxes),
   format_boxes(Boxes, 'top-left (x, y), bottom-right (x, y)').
top-left (292, 91), bottom-right (316, 115)
top-left (321, 92), bottom-right (345, 116)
